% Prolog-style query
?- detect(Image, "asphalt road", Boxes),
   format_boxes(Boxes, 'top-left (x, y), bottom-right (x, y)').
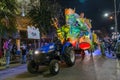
top-left (0, 54), bottom-right (120, 80)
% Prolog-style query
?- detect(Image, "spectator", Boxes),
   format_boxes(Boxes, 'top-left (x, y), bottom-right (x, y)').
top-left (21, 43), bottom-right (27, 64)
top-left (3, 39), bottom-right (12, 68)
top-left (104, 35), bottom-right (112, 54)
top-left (27, 48), bottom-right (34, 60)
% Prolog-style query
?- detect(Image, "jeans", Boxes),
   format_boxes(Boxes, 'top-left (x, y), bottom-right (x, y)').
top-left (6, 57), bottom-right (10, 67)
top-left (21, 55), bottom-right (26, 63)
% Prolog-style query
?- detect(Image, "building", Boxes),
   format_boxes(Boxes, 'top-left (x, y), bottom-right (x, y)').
top-left (15, 0), bottom-right (40, 51)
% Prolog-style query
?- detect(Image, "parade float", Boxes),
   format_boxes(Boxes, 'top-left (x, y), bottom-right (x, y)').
top-left (52, 8), bottom-right (98, 55)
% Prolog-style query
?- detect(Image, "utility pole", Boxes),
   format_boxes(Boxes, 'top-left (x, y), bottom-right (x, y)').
top-left (114, 0), bottom-right (118, 37)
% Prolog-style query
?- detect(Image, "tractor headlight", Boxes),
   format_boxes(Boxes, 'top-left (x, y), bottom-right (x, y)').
top-left (34, 50), bottom-right (40, 55)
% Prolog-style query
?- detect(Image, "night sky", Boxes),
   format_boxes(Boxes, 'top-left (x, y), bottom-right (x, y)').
top-left (57, 0), bottom-right (120, 32)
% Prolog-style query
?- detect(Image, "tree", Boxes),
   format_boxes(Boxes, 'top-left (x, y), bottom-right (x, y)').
top-left (28, 0), bottom-right (63, 37)
top-left (0, 0), bottom-right (18, 48)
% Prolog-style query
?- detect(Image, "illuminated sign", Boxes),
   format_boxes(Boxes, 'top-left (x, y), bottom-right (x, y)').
top-left (27, 26), bottom-right (40, 39)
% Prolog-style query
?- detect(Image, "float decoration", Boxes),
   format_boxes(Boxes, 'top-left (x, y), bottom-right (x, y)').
top-left (51, 8), bottom-right (95, 50)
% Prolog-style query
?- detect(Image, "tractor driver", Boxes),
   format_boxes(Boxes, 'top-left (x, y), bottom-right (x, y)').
top-left (53, 36), bottom-right (62, 51)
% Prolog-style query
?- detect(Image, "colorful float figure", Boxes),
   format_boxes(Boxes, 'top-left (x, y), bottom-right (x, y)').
top-left (52, 8), bottom-right (97, 52)
top-left (64, 8), bottom-right (92, 50)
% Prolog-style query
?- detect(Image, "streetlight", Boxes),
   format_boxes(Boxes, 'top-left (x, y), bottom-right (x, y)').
top-left (104, 13), bottom-right (109, 17)
top-left (111, 26), bottom-right (114, 30)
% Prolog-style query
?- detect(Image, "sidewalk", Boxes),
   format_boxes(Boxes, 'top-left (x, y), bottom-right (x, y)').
top-left (0, 62), bottom-right (24, 71)
top-left (0, 57), bottom-right (23, 71)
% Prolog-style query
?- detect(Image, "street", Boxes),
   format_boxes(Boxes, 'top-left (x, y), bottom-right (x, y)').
top-left (0, 52), bottom-right (120, 80)
top-left (1, 0), bottom-right (120, 80)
